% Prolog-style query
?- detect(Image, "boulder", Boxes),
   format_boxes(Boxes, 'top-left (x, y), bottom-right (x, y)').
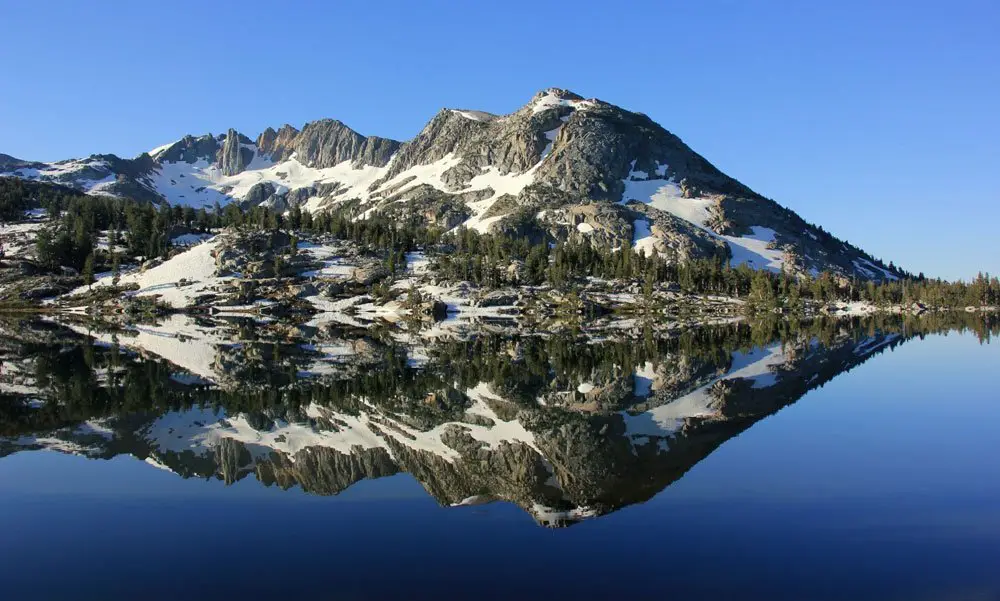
top-left (418, 299), bottom-right (449, 319)
top-left (476, 290), bottom-right (520, 307)
top-left (21, 284), bottom-right (64, 299)
top-left (289, 283), bottom-right (318, 298)
top-left (244, 182), bottom-right (277, 206)
top-left (321, 282), bottom-right (345, 297)
top-left (352, 264), bottom-right (390, 286)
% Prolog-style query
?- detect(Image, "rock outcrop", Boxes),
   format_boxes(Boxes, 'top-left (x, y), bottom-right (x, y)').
top-left (217, 129), bottom-right (254, 176)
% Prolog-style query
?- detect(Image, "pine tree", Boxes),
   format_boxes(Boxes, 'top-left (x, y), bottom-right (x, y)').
top-left (748, 270), bottom-right (776, 311)
top-left (111, 251), bottom-right (121, 287)
top-left (406, 285), bottom-right (423, 309)
top-left (288, 206), bottom-right (302, 230)
top-left (642, 266), bottom-right (656, 306)
top-left (82, 253), bottom-right (95, 287)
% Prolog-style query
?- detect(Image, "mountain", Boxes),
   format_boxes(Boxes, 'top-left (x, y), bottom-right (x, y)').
top-left (0, 88), bottom-right (901, 281)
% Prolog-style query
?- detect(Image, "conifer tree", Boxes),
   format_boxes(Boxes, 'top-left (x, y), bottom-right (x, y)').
top-left (82, 253), bottom-right (95, 287)
top-left (111, 251), bottom-right (121, 287)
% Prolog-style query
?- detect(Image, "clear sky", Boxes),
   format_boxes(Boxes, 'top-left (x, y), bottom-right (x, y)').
top-left (1, 0), bottom-right (997, 280)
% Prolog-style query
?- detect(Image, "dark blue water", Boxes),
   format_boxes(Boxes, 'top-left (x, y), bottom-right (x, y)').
top-left (1, 329), bottom-right (998, 600)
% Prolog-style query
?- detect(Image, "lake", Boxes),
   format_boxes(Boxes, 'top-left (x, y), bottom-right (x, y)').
top-left (0, 314), bottom-right (998, 600)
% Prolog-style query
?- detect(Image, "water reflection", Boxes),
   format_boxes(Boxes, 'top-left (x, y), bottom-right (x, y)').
top-left (1, 313), bottom-right (997, 527)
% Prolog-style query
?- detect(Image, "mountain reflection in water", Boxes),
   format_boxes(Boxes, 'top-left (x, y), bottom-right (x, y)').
top-left (1, 313), bottom-right (996, 527)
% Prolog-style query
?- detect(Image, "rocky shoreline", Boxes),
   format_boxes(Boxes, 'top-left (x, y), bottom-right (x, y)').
top-left (2, 225), bottom-right (995, 334)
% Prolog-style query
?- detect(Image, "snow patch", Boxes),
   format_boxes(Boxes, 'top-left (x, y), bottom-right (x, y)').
top-left (405, 251), bottom-right (430, 274)
top-left (530, 90), bottom-right (595, 114)
top-left (632, 218), bottom-right (657, 256)
top-left (622, 163), bottom-right (787, 272)
top-left (171, 233), bottom-right (213, 246)
top-left (451, 110), bottom-right (494, 122)
top-left (67, 235), bottom-right (233, 308)
top-left (725, 227), bottom-right (785, 272)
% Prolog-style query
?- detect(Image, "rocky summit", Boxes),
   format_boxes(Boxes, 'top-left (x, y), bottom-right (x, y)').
top-left (0, 88), bottom-right (901, 281)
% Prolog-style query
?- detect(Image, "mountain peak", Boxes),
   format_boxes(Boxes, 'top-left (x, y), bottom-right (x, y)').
top-left (532, 87), bottom-right (584, 102)
top-left (525, 88), bottom-right (592, 115)
top-left (0, 152), bottom-right (34, 170)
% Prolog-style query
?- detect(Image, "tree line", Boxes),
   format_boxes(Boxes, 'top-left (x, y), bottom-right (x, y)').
top-left (4, 177), bottom-right (997, 310)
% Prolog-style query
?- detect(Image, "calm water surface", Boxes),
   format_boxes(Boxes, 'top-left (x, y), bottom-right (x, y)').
top-left (0, 316), bottom-right (997, 600)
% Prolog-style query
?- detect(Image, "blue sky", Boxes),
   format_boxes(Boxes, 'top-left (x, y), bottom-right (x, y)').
top-left (1, 0), bottom-right (997, 280)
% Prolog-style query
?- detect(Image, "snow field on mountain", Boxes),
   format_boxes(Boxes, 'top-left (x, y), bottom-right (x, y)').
top-left (147, 141), bottom-right (176, 158)
top-left (623, 174), bottom-right (714, 226)
top-left (140, 125), bottom-right (547, 223)
top-left (147, 159), bottom-right (240, 208)
top-left (298, 241), bottom-right (358, 279)
top-left (361, 152), bottom-right (540, 233)
top-left (853, 257), bottom-right (899, 281)
top-left (622, 163), bottom-right (788, 272)
top-left (1, 158), bottom-right (118, 196)
top-left (67, 235), bottom-right (233, 308)
top-left (451, 109), bottom-right (494, 122)
top-left (530, 89), bottom-right (596, 114)
top-left (368, 107), bottom-right (572, 233)
top-left (0, 220), bottom-right (44, 261)
top-left (149, 151), bottom-right (390, 210)
top-left (461, 212), bottom-right (505, 233)
top-left (724, 226), bottom-right (786, 272)
top-left (373, 154), bottom-right (463, 199)
top-left (632, 218), bottom-right (656, 256)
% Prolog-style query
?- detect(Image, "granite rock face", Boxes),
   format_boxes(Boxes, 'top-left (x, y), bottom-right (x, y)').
top-left (256, 120), bottom-right (399, 168)
top-left (243, 181), bottom-right (277, 206)
top-left (217, 129), bottom-right (255, 176)
top-left (293, 119), bottom-right (399, 168)
top-left (154, 134), bottom-right (220, 164)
